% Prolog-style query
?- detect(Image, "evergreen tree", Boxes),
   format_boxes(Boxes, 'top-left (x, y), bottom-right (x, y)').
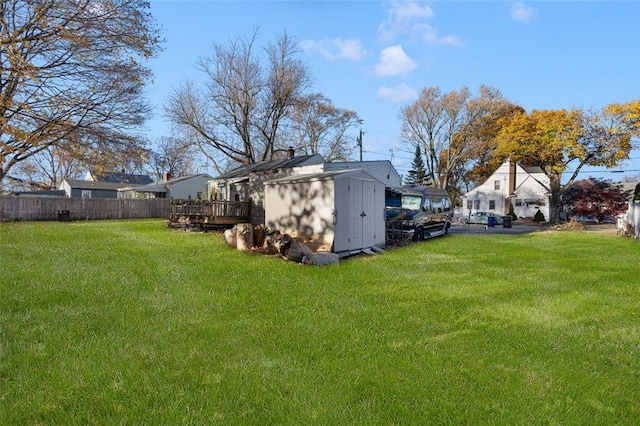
top-left (405, 145), bottom-right (426, 185)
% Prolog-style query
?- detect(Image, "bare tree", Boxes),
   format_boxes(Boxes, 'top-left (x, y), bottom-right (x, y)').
top-left (13, 143), bottom-right (83, 190)
top-left (165, 30), bottom-right (311, 171)
top-left (0, 0), bottom-right (162, 187)
top-left (400, 85), bottom-right (518, 191)
top-left (284, 93), bottom-right (361, 161)
top-left (150, 135), bottom-right (197, 180)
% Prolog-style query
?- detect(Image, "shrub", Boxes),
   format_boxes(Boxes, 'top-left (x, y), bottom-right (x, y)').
top-left (533, 209), bottom-right (546, 223)
top-left (508, 203), bottom-right (518, 221)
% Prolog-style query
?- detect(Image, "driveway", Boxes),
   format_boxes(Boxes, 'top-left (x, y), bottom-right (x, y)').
top-left (449, 222), bottom-right (541, 235)
top-left (449, 221), bottom-right (618, 235)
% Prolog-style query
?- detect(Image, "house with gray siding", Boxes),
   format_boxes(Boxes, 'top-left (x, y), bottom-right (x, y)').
top-left (119, 174), bottom-right (213, 200)
top-left (208, 153), bottom-right (326, 225)
top-left (58, 179), bottom-right (131, 199)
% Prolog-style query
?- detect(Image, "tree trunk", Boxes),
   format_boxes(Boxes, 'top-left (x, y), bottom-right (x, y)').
top-left (548, 172), bottom-right (563, 224)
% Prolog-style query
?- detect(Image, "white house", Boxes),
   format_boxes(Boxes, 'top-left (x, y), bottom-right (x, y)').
top-left (264, 169), bottom-right (386, 256)
top-left (462, 160), bottom-right (551, 220)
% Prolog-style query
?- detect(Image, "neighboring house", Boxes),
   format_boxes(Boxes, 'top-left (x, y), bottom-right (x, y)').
top-left (84, 171), bottom-right (153, 185)
top-left (118, 173), bottom-right (213, 200)
top-left (462, 160), bottom-right (551, 220)
top-left (59, 179), bottom-right (131, 199)
top-left (264, 169), bottom-right (386, 255)
top-left (208, 152), bottom-right (326, 225)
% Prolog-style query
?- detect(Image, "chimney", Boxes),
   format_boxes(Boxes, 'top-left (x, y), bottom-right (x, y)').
top-left (508, 159), bottom-right (516, 194)
top-left (286, 147), bottom-right (295, 159)
top-left (505, 159), bottom-right (517, 215)
top-left (164, 172), bottom-right (172, 182)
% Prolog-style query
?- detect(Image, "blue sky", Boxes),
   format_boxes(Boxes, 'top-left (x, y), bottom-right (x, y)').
top-left (147, 0), bottom-right (640, 181)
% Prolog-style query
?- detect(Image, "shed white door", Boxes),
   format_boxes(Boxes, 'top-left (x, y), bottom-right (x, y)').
top-left (348, 178), bottom-right (376, 250)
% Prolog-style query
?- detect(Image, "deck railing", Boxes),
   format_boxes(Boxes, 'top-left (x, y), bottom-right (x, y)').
top-left (170, 199), bottom-right (250, 226)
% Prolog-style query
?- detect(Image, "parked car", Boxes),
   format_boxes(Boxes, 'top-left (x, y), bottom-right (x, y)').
top-left (459, 211), bottom-right (503, 225)
top-left (385, 185), bottom-right (453, 241)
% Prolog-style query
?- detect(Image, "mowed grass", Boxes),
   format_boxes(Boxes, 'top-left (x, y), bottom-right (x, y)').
top-left (1, 219), bottom-right (638, 424)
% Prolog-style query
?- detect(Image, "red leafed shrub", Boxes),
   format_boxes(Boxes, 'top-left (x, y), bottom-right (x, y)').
top-left (563, 178), bottom-right (632, 222)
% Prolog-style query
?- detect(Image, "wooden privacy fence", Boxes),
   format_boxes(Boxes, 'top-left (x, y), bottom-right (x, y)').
top-left (0, 196), bottom-right (170, 221)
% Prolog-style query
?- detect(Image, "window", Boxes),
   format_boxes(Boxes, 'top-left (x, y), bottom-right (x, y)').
top-left (489, 200), bottom-right (496, 210)
top-left (402, 195), bottom-right (422, 211)
top-left (473, 200), bottom-right (480, 210)
top-left (515, 199), bottom-right (522, 207)
top-left (494, 180), bottom-right (501, 190)
top-left (422, 197), bottom-right (433, 212)
top-left (431, 197), bottom-right (443, 213)
top-left (467, 200), bottom-right (473, 209)
top-left (442, 197), bottom-right (451, 212)
top-left (81, 190), bottom-right (91, 198)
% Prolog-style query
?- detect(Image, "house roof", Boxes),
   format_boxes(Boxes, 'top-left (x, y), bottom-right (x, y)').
top-left (620, 182), bottom-right (639, 200)
top-left (10, 190), bottom-right (66, 197)
top-left (522, 166), bottom-right (545, 175)
top-left (213, 154), bottom-right (324, 180)
top-left (89, 171), bottom-right (153, 185)
top-left (61, 179), bottom-right (133, 191)
top-left (127, 173), bottom-right (213, 193)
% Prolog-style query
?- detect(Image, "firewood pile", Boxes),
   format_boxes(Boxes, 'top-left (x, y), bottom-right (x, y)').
top-left (223, 223), bottom-right (339, 266)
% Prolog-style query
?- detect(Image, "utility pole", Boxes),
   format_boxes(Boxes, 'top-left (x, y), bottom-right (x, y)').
top-left (357, 130), bottom-right (363, 162)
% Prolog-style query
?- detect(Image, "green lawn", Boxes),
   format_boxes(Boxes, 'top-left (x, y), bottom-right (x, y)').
top-left (1, 219), bottom-right (638, 424)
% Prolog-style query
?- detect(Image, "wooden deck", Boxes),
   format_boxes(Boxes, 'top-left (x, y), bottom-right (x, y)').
top-left (169, 200), bottom-right (250, 229)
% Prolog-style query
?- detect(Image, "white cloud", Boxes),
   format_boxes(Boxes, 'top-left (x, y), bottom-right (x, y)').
top-left (377, 84), bottom-right (418, 103)
top-left (378, 0), bottom-right (435, 42)
top-left (301, 38), bottom-right (367, 61)
top-left (378, 0), bottom-right (461, 47)
top-left (510, 2), bottom-right (537, 21)
top-left (372, 45), bottom-right (418, 77)
top-left (412, 23), bottom-right (463, 47)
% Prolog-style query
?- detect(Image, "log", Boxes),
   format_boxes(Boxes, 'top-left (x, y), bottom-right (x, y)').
top-left (302, 252), bottom-right (339, 266)
top-left (223, 228), bottom-right (237, 248)
top-left (236, 223), bottom-right (253, 251)
top-left (286, 239), bottom-right (313, 262)
top-left (253, 224), bottom-right (266, 248)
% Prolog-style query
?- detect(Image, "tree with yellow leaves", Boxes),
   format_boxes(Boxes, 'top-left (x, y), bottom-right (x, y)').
top-left (495, 100), bottom-right (638, 223)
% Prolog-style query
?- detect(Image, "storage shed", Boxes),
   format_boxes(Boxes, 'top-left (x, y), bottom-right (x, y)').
top-left (264, 169), bottom-right (386, 256)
